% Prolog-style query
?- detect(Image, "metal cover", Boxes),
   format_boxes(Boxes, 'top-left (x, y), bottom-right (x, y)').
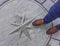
top-left (0, 0), bottom-right (52, 46)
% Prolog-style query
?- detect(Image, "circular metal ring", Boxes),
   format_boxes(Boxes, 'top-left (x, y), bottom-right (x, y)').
top-left (34, 0), bottom-right (47, 4)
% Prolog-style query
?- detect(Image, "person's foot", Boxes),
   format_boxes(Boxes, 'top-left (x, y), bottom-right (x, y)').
top-left (32, 19), bottom-right (44, 26)
top-left (46, 26), bottom-right (58, 35)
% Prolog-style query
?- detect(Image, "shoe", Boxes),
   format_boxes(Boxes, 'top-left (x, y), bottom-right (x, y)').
top-left (46, 26), bottom-right (58, 35)
top-left (32, 19), bottom-right (44, 26)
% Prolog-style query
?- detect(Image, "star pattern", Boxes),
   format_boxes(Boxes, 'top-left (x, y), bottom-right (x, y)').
top-left (10, 15), bottom-right (37, 40)
top-left (10, 15), bottom-right (32, 40)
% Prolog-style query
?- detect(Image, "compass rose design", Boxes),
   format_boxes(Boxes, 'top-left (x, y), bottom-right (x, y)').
top-left (10, 15), bottom-right (37, 40)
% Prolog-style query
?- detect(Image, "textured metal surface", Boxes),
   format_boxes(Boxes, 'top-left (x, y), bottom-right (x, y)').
top-left (0, 0), bottom-right (59, 46)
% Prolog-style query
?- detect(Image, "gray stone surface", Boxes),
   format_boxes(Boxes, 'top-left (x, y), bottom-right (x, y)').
top-left (0, 0), bottom-right (60, 46)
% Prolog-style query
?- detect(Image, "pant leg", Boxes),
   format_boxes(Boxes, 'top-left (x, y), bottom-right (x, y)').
top-left (55, 24), bottom-right (60, 30)
top-left (44, 12), bottom-right (57, 24)
top-left (44, 1), bottom-right (60, 24)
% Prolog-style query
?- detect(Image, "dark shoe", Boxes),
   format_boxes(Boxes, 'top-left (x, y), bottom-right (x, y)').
top-left (32, 19), bottom-right (44, 26)
top-left (46, 26), bottom-right (58, 35)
